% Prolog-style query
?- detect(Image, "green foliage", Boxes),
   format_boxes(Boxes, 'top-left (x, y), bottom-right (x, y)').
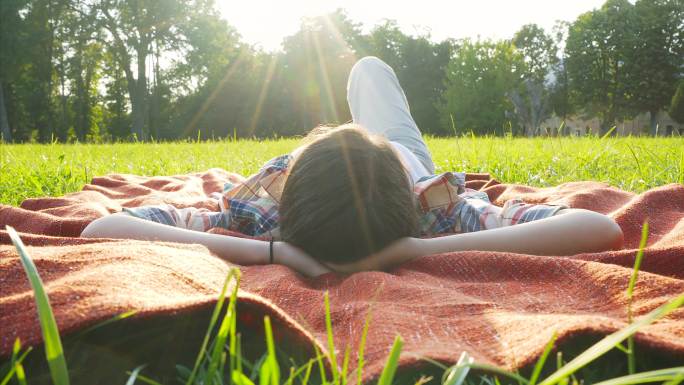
top-left (623, 0), bottom-right (684, 132)
top-left (439, 39), bottom-right (524, 135)
top-left (2, 1), bottom-right (682, 142)
top-left (513, 24), bottom-right (558, 83)
top-left (364, 21), bottom-right (454, 135)
top-left (509, 24), bottom-right (558, 135)
top-left (565, 0), bottom-right (635, 134)
top-left (670, 81), bottom-right (684, 124)
top-left (563, 0), bottom-right (683, 135)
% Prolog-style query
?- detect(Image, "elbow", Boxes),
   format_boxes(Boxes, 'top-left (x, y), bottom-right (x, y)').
top-left (81, 213), bottom-right (125, 238)
top-left (600, 214), bottom-right (624, 250)
top-left (578, 210), bottom-right (624, 252)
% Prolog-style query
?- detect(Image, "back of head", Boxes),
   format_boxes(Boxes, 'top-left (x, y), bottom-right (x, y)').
top-left (279, 124), bottom-right (419, 265)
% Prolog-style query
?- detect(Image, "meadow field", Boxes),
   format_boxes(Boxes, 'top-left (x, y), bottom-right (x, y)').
top-left (1, 136), bottom-right (683, 206)
top-left (3, 136), bottom-right (684, 385)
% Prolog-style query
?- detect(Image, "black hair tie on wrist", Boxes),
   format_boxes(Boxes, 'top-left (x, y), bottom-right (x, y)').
top-left (269, 238), bottom-right (275, 264)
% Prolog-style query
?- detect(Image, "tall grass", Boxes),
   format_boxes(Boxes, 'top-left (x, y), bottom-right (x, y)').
top-left (2, 137), bottom-right (683, 206)
top-left (4, 223), bottom-right (684, 384)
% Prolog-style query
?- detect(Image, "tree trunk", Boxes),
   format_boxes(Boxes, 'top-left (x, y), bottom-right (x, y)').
top-left (600, 106), bottom-right (616, 136)
top-left (150, 45), bottom-right (161, 140)
top-left (130, 45), bottom-right (148, 141)
top-left (58, 54), bottom-right (69, 142)
top-left (649, 110), bottom-right (658, 136)
top-left (74, 38), bottom-right (86, 141)
top-left (82, 60), bottom-right (95, 141)
top-left (115, 47), bottom-right (137, 140)
top-left (34, 0), bottom-right (55, 142)
top-left (0, 81), bottom-right (11, 141)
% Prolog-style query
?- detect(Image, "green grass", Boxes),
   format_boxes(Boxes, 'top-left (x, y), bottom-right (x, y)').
top-left (1, 136), bottom-right (683, 206)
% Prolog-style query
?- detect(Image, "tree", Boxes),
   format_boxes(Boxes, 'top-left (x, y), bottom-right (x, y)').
top-left (565, 0), bottom-right (635, 134)
top-left (279, 9), bottom-right (361, 132)
top-left (439, 39), bottom-right (524, 135)
top-left (362, 21), bottom-right (454, 134)
top-left (509, 80), bottom-right (551, 136)
top-left (23, 0), bottom-right (70, 141)
top-left (670, 81), bottom-right (684, 124)
top-left (623, 0), bottom-right (684, 134)
top-left (0, 0), bottom-right (31, 141)
top-left (63, 4), bottom-right (104, 141)
top-left (363, 20), bottom-right (407, 74)
top-left (548, 21), bottom-right (575, 133)
top-left (101, 54), bottom-right (130, 139)
top-left (513, 24), bottom-right (558, 83)
top-left (396, 36), bottom-right (453, 135)
top-left (93, 0), bottom-right (190, 140)
top-left (165, 4), bottom-right (254, 139)
top-left (511, 24), bottom-right (557, 135)
top-left (7, 0), bottom-right (678, 141)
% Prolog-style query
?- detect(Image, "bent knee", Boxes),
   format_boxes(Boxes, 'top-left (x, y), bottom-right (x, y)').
top-left (350, 56), bottom-right (392, 76)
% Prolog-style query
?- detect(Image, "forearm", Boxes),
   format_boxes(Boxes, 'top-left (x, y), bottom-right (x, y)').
top-left (419, 209), bottom-right (623, 256)
top-left (81, 213), bottom-right (331, 276)
top-left (82, 213), bottom-right (269, 265)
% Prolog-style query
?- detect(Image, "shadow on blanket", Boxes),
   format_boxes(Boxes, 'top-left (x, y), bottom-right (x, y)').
top-left (1, 170), bottom-right (684, 383)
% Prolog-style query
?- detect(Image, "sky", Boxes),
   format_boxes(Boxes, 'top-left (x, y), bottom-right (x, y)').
top-left (216, 0), bottom-right (606, 52)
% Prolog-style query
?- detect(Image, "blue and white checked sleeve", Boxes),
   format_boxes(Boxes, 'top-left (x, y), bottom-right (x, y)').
top-left (122, 204), bottom-right (228, 232)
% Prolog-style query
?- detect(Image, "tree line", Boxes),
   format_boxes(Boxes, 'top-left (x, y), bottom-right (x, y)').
top-left (1, 0), bottom-right (682, 142)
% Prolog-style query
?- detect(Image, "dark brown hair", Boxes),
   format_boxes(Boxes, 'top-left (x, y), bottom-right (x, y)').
top-left (279, 124), bottom-right (419, 264)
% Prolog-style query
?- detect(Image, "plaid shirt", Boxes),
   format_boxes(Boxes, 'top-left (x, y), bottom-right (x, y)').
top-left (124, 154), bottom-right (565, 238)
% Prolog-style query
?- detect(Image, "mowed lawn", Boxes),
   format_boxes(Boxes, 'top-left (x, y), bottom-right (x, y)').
top-left (1, 136), bottom-right (683, 206)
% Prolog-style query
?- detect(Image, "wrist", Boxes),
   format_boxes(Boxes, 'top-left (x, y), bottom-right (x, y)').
top-left (269, 238), bottom-right (275, 264)
top-left (272, 241), bottom-right (295, 266)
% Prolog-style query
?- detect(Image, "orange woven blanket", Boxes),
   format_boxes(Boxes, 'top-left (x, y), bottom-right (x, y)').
top-left (2, 170), bottom-right (684, 381)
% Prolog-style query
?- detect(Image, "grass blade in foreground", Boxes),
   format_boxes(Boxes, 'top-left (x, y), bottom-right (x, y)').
top-left (185, 268), bottom-right (236, 385)
top-left (591, 367), bottom-right (684, 385)
top-left (441, 361), bottom-right (529, 385)
top-left (76, 310), bottom-right (137, 337)
top-left (625, 221), bottom-right (649, 374)
top-left (6, 225), bottom-right (70, 385)
top-left (207, 269), bottom-right (241, 385)
top-left (376, 335), bottom-right (403, 385)
top-left (356, 309), bottom-right (372, 385)
top-left (538, 291), bottom-right (684, 385)
top-left (442, 352), bottom-right (474, 385)
top-left (324, 291), bottom-right (339, 384)
top-left (0, 339), bottom-right (32, 385)
top-left (260, 316), bottom-right (280, 385)
top-left (125, 364), bottom-right (147, 385)
top-left (529, 332), bottom-right (557, 385)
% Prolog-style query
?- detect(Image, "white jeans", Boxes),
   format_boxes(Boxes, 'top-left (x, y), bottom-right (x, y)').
top-left (346, 56), bottom-right (436, 178)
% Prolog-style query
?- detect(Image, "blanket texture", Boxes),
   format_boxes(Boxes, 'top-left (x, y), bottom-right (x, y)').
top-left (2, 169), bottom-right (684, 381)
